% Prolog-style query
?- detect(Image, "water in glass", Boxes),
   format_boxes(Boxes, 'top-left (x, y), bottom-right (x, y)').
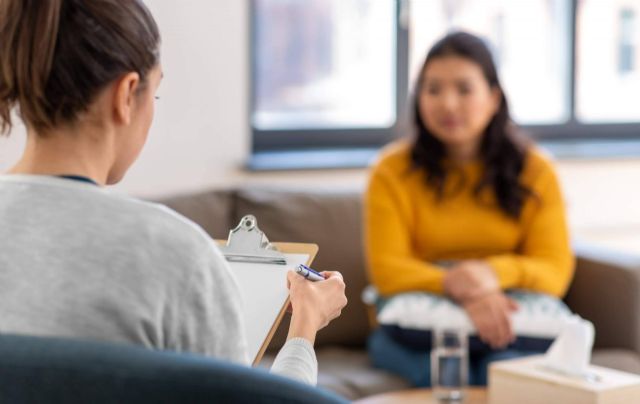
top-left (431, 329), bottom-right (468, 401)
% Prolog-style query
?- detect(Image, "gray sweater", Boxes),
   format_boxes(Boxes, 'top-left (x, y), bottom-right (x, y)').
top-left (0, 175), bottom-right (317, 384)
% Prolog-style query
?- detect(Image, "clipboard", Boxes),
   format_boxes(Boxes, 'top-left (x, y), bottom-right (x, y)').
top-left (217, 215), bottom-right (318, 366)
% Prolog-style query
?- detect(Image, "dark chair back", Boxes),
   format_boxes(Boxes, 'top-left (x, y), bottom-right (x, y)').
top-left (0, 334), bottom-right (348, 404)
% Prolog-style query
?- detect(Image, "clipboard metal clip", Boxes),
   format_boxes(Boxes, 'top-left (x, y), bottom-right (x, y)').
top-left (219, 215), bottom-right (287, 265)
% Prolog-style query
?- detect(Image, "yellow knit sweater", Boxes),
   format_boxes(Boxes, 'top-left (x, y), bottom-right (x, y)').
top-left (365, 141), bottom-right (574, 298)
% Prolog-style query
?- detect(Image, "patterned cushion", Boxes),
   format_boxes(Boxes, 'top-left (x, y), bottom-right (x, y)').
top-left (376, 290), bottom-right (573, 352)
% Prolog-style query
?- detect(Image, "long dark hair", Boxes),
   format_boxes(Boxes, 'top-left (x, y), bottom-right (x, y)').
top-left (411, 31), bottom-right (532, 219)
top-left (0, 0), bottom-right (160, 135)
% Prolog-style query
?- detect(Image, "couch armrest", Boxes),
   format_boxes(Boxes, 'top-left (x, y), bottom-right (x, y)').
top-left (565, 241), bottom-right (640, 353)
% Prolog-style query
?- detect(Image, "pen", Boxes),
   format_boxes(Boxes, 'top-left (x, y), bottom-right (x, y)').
top-left (295, 264), bottom-right (325, 282)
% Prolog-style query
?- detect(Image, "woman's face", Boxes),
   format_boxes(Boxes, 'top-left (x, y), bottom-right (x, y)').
top-left (418, 56), bottom-right (500, 153)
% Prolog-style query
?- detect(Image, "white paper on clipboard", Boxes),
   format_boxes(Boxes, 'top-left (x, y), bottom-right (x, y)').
top-left (218, 215), bottom-right (318, 365)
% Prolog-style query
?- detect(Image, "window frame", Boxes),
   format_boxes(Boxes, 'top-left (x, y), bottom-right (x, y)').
top-left (526, 0), bottom-right (640, 141)
top-left (249, 0), bottom-right (410, 153)
top-left (249, 0), bottom-right (640, 165)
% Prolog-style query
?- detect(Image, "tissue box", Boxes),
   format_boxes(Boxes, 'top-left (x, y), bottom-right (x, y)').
top-left (488, 355), bottom-right (640, 404)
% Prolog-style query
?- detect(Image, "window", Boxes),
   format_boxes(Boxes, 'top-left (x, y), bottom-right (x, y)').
top-left (576, 1), bottom-right (640, 123)
top-left (620, 9), bottom-right (636, 73)
top-left (254, 0), bottom-right (396, 130)
top-left (250, 0), bottom-right (640, 167)
top-left (251, 0), bottom-right (406, 155)
top-left (409, 0), bottom-right (571, 125)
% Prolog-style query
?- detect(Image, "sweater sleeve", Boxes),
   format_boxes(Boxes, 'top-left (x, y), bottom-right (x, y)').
top-left (269, 338), bottom-right (318, 385)
top-left (365, 163), bottom-right (446, 296)
top-left (486, 159), bottom-right (575, 297)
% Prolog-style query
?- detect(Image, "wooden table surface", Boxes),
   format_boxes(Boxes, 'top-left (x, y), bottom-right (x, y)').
top-left (354, 387), bottom-right (487, 404)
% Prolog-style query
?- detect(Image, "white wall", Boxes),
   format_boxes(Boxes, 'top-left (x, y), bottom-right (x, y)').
top-left (125, 0), bottom-right (250, 196)
top-left (0, 0), bottom-right (252, 198)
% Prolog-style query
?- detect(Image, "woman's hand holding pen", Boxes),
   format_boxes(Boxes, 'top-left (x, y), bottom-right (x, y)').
top-left (286, 270), bottom-right (348, 345)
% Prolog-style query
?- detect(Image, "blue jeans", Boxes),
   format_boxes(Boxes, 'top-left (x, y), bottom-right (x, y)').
top-left (368, 328), bottom-right (541, 387)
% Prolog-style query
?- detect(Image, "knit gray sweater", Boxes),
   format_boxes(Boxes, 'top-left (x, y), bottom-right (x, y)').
top-left (0, 175), bottom-right (317, 384)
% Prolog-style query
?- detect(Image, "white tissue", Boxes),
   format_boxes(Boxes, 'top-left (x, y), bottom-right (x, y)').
top-left (543, 314), bottom-right (595, 377)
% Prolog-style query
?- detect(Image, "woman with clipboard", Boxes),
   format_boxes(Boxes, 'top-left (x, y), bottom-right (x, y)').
top-left (0, 0), bottom-right (346, 386)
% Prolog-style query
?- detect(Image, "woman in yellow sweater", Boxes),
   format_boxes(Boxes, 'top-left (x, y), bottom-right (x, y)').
top-left (365, 32), bottom-right (574, 386)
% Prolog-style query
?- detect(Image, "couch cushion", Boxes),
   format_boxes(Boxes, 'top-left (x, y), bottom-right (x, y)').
top-left (261, 347), bottom-right (410, 401)
top-left (234, 188), bottom-right (370, 349)
top-left (316, 347), bottom-right (412, 400)
top-left (157, 189), bottom-right (233, 240)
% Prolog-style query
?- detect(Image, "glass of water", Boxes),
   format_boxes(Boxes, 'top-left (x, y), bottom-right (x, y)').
top-left (431, 328), bottom-right (468, 401)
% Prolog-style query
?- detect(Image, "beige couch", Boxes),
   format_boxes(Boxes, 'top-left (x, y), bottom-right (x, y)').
top-left (159, 187), bottom-right (640, 401)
